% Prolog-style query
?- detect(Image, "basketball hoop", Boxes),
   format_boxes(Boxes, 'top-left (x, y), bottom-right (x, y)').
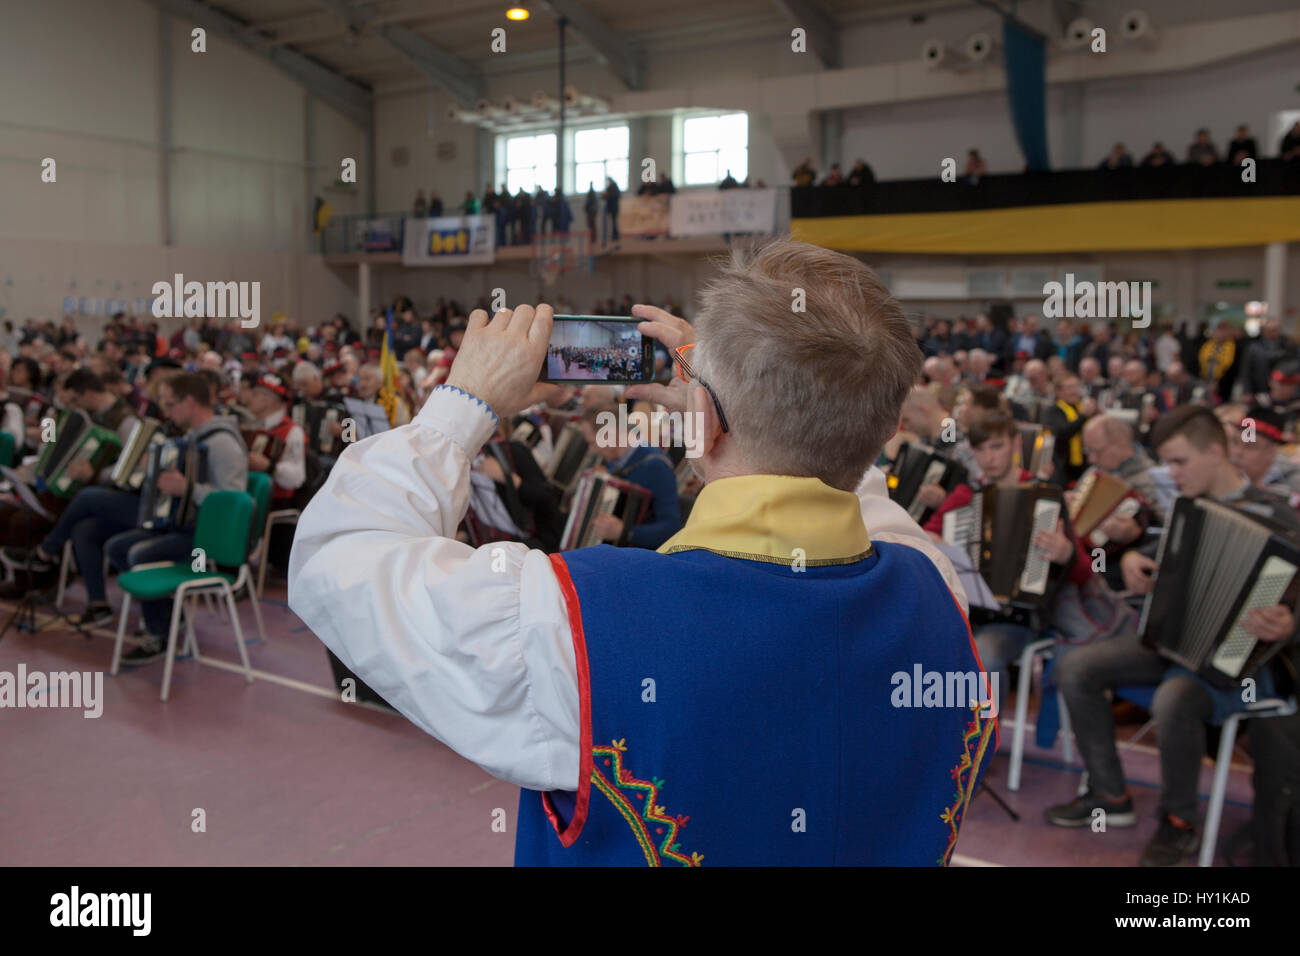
top-left (531, 231), bottom-right (590, 287)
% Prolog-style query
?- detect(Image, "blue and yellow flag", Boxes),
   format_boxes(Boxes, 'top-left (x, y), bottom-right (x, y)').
top-left (378, 307), bottom-right (401, 425)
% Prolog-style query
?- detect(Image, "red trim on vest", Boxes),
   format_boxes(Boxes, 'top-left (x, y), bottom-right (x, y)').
top-left (544, 553), bottom-right (593, 848)
top-left (943, 580), bottom-right (1000, 753)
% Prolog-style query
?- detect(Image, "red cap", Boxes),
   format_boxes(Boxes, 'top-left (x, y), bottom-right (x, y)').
top-left (1271, 368), bottom-right (1300, 385)
top-left (323, 362), bottom-right (345, 377)
top-left (1241, 416), bottom-right (1286, 443)
top-left (255, 373), bottom-right (289, 400)
top-left (241, 351), bottom-right (259, 362)
top-left (1014, 350), bottom-right (1030, 359)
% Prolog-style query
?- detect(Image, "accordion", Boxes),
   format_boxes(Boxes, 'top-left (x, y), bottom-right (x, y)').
top-left (110, 418), bottom-right (167, 492)
top-left (242, 428), bottom-right (286, 467)
top-left (137, 439), bottom-right (209, 531)
top-left (1139, 497), bottom-right (1300, 688)
top-left (560, 470), bottom-right (652, 550)
top-left (887, 442), bottom-right (968, 523)
top-left (941, 482), bottom-right (1064, 608)
top-left (1015, 424), bottom-right (1055, 481)
top-left (1068, 469), bottom-right (1143, 547)
top-left (546, 422), bottom-right (598, 499)
top-left (293, 402), bottom-right (345, 457)
top-left (34, 409), bottom-right (124, 499)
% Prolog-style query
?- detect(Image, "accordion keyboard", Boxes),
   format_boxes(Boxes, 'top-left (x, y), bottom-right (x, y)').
top-left (1211, 555), bottom-right (1297, 678)
top-left (907, 460), bottom-right (949, 520)
top-left (1018, 497), bottom-right (1061, 596)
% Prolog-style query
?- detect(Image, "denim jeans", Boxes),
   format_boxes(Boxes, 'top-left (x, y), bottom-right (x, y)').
top-left (1055, 631), bottom-right (1213, 822)
top-left (105, 529), bottom-right (195, 638)
top-left (39, 486), bottom-right (140, 604)
top-left (974, 621), bottom-right (1092, 716)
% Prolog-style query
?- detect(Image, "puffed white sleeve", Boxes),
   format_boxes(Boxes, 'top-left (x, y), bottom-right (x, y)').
top-left (287, 386), bottom-right (581, 792)
top-left (855, 465), bottom-right (969, 614)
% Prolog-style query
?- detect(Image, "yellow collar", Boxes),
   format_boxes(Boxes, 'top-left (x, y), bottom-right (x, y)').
top-left (658, 474), bottom-right (872, 566)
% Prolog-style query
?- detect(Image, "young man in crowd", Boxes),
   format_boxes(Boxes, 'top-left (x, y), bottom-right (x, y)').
top-left (1046, 405), bottom-right (1300, 866)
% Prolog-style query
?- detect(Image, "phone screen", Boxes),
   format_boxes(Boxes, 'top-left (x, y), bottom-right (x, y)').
top-left (540, 315), bottom-right (655, 385)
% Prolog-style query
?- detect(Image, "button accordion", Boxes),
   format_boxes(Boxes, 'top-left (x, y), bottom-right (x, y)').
top-left (1067, 468), bottom-right (1143, 547)
top-left (886, 442), bottom-right (968, 523)
top-left (241, 428), bottom-right (287, 468)
top-left (1138, 497), bottom-right (1300, 688)
top-left (560, 470), bottom-right (652, 550)
top-left (137, 438), bottom-right (209, 531)
top-left (941, 482), bottom-right (1064, 608)
top-left (110, 418), bottom-right (168, 492)
top-left (33, 409), bottom-right (124, 499)
top-left (292, 402), bottom-right (345, 457)
top-left (1015, 424), bottom-right (1055, 481)
top-left (546, 421), bottom-right (599, 504)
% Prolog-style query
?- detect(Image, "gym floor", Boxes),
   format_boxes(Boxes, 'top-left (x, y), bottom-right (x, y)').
top-left (0, 572), bottom-right (1254, 867)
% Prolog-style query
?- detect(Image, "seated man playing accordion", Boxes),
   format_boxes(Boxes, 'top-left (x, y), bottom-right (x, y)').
top-left (0, 368), bottom-right (138, 591)
top-left (1047, 405), bottom-right (1300, 866)
top-left (8, 372), bottom-right (247, 660)
top-left (923, 409), bottom-right (1131, 715)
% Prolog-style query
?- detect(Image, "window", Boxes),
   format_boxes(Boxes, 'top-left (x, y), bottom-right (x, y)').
top-left (574, 125), bottom-right (629, 193)
top-left (682, 112), bottom-right (748, 186)
top-left (503, 132), bottom-right (556, 195)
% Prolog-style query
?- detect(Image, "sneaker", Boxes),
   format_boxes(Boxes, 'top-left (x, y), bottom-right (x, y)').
top-left (1044, 790), bottom-right (1138, 828)
top-left (1139, 814), bottom-right (1200, 867)
top-left (69, 603), bottom-right (114, 629)
top-left (121, 638), bottom-right (167, 666)
top-left (2, 545), bottom-right (53, 573)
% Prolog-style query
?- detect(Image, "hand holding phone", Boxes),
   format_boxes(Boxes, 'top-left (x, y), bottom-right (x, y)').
top-left (446, 305), bottom-right (554, 420)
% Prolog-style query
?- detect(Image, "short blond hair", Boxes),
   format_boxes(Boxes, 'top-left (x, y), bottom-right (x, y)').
top-left (693, 239), bottom-right (921, 490)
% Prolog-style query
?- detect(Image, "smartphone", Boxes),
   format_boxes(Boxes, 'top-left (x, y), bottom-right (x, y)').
top-left (540, 315), bottom-right (655, 385)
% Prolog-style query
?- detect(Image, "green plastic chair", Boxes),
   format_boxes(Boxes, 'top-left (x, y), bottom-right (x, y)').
top-left (0, 431), bottom-right (14, 469)
top-left (110, 490), bottom-right (259, 701)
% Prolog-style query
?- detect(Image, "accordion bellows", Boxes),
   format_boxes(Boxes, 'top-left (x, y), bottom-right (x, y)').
top-left (1139, 497), bottom-right (1300, 688)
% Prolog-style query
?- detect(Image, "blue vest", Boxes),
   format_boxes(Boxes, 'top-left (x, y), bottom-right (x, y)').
top-left (515, 517), bottom-right (996, 866)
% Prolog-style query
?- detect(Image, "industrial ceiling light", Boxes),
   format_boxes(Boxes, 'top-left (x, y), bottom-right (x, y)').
top-left (506, 7), bottom-right (529, 20)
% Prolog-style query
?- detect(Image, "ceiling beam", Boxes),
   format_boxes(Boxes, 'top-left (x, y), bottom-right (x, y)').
top-left (535, 0), bottom-right (644, 90)
top-left (316, 0), bottom-right (484, 106)
top-left (142, 0), bottom-right (372, 128)
top-left (770, 0), bottom-right (840, 69)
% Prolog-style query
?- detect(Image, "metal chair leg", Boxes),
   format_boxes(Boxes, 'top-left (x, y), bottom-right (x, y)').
top-left (159, 590), bottom-right (188, 702)
top-left (110, 594), bottom-right (132, 675)
top-left (1200, 713), bottom-right (1242, 867)
top-left (223, 582), bottom-right (253, 683)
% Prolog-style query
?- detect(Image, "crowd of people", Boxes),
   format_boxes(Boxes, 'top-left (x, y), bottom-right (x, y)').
top-left (545, 344), bottom-right (641, 381)
top-left (892, 306), bottom-right (1300, 866)
top-left (795, 121), bottom-right (1300, 192)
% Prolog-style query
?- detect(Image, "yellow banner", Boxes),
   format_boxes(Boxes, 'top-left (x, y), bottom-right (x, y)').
top-left (792, 197), bottom-right (1300, 254)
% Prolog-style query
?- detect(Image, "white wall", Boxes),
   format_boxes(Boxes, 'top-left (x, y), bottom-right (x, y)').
top-left (0, 0), bottom-right (363, 326)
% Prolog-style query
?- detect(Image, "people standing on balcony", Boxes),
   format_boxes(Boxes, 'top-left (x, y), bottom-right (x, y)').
top-left (1098, 143), bottom-right (1133, 169)
top-left (1186, 129), bottom-right (1220, 166)
top-left (428, 190), bottom-right (443, 217)
top-left (584, 185), bottom-right (598, 242)
top-left (791, 157), bottom-right (816, 187)
top-left (820, 164), bottom-right (843, 187)
top-left (462, 190), bottom-right (479, 214)
top-left (602, 177), bottom-right (620, 245)
top-left (1282, 121), bottom-right (1300, 163)
top-left (963, 149), bottom-right (987, 185)
top-left (1140, 142), bottom-right (1173, 167)
top-left (412, 189), bottom-right (427, 218)
top-left (1226, 124), bottom-right (1257, 166)
top-left (847, 158), bottom-right (875, 186)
